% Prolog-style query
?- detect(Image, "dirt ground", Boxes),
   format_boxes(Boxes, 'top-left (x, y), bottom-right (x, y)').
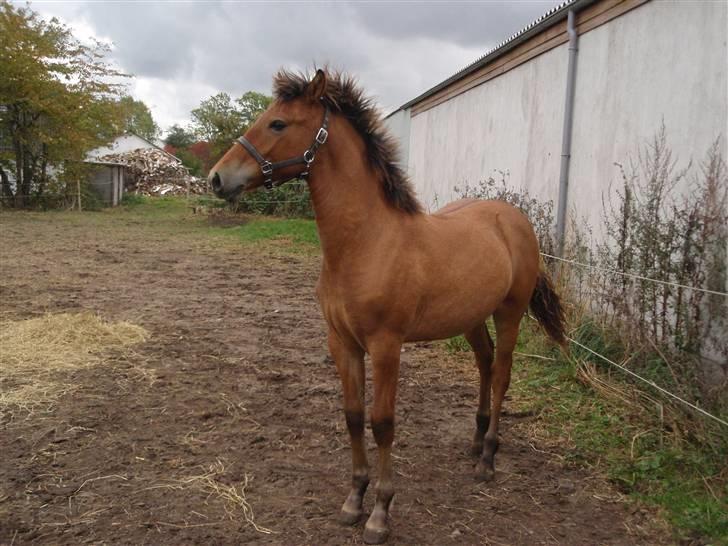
top-left (0, 209), bottom-right (668, 545)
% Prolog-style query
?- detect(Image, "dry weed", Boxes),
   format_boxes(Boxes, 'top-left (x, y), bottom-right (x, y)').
top-left (0, 312), bottom-right (148, 413)
top-left (143, 460), bottom-right (273, 534)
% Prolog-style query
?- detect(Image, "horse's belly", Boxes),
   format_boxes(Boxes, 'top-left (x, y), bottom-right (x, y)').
top-left (405, 280), bottom-right (509, 342)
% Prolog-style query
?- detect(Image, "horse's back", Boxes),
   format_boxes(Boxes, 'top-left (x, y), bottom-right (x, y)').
top-left (431, 198), bottom-right (541, 298)
top-left (432, 199), bottom-right (538, 251)
top-left (432, 197), bottom-right (482, 216)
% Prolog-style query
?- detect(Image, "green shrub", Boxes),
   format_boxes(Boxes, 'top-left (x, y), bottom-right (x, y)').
top-left (232, 181), bottom-right (314, 218)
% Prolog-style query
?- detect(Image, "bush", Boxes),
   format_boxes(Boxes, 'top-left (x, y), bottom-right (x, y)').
top-left (231, 181), bottom-right (314, 218)
top-left (600, 130), bottom-right (726, 349)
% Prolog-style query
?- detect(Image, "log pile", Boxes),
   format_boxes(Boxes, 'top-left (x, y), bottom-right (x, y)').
top-left (99, 148), bottom-right (208, 196)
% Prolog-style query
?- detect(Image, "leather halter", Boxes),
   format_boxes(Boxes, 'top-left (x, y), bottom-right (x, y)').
top-left (234, 106), bottom-right (329, 189)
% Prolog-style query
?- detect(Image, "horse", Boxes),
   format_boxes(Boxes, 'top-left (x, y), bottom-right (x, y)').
top-left (209, 69), bottom-right (566, 544)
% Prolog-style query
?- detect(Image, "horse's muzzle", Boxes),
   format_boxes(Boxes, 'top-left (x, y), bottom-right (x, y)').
top-left (210, 171), bottom-right (224, 196)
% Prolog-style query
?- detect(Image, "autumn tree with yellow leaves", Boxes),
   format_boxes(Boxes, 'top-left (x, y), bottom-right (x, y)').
top-left (0, 1), bottom-right (129, 207)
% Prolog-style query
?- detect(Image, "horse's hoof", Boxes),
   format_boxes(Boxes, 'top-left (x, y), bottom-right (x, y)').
top-left (363, 524), bottom-right (390, 544)
top-left (339, 507), bottom-right (362, 526)
top-left (475, 464), bottom-right (495, 482)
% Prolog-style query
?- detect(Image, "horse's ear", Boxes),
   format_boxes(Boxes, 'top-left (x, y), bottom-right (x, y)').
top-left (307, 69), bottom-right (327, 101)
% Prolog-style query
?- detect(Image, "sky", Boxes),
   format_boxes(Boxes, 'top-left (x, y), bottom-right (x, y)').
top-left (27, 1), bottom-right (562, 135)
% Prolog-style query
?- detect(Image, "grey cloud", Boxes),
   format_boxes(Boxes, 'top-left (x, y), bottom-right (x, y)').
top-left (73, 1), bottom-right (556, 89)
top-left (33, 0), bottom-right (560, 128)
top-left (76, 2), bottom-right (212, 78)
top-left (74, 1), bottom-right (372, 93)
top-left (348, 2), bottom-right (558, 47)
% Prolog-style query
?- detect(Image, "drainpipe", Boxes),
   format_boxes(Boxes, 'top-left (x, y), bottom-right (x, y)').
top-left (555, 9), bottom-right (579, 257)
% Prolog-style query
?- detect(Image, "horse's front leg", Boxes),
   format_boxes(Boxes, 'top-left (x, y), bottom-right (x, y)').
top-left (363, 335), bottom-right (401, 544)
top-left (329, 330), bottom-right (369, 525)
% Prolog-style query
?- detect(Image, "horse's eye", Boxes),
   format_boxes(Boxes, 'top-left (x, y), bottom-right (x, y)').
top-left (269, 120), bottom-right (287, 132)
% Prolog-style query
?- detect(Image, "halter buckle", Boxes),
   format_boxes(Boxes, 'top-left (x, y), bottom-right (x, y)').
top-left (303, 150), bottom-right (315, 165)
top-left (315, 127), bottom-right (328, 145)
top-left (261, 161), bottom-right (273, 175)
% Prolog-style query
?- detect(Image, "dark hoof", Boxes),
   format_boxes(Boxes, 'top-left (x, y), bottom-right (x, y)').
top-left (475, 463), bottom-right (495, 482)
top-left (363, 524), bottom-right (390, 544)
top-left (339, 507), bottom-right (362, 526)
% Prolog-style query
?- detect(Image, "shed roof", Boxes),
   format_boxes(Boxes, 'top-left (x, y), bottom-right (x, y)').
top-left (123, 132), bottom-right (182, 163)
top-left (85, 160), bottom-right (127, 167)
top-left (388, 0), bottom-right (597, 116)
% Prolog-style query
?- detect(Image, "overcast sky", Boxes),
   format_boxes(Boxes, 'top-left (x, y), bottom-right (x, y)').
top-left (28, 1), bottom-right (561, 135)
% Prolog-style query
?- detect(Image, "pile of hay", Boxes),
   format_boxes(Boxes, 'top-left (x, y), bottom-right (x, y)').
top-left (0, 312), bottom-right (148, 413)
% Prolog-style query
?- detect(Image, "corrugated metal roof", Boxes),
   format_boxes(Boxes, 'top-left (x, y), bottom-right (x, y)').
top-left (389, 0), bottom-right (597, 115)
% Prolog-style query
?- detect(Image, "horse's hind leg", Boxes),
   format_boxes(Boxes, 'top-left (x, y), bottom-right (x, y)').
top-left (465, 324), bottom-right (494, 456)
top-left (329, 330), bottom-right (369, 525)
top-left (476, 305), bottom-right (523, 482)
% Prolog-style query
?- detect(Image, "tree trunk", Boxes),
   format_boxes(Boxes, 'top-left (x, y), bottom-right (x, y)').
top-left (37, 144), bottom-right (48, 206)
top-left (0, 165), bottom-right (13, 204)
top-left (14, 130), bottom-right (24, 208)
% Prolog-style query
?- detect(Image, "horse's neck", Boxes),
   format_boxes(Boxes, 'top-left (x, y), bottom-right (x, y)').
top-left (308, 118), bottom-right (401, 269)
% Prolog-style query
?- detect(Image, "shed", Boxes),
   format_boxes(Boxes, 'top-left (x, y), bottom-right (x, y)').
top-left (84, 132), bottom-right (182, 206)
top-left (86, 161), bottom-right (126, 206)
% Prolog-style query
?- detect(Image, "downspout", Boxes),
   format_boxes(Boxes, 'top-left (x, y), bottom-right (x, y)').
top-left (555, 9), bottom-right (579, 257)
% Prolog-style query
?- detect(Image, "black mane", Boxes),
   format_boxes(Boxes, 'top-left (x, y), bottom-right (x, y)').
top-left (273, 69), bottom-right (423, 214)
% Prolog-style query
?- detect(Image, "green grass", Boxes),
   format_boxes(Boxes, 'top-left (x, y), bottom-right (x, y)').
top-left (3, 195), bottom-right (319, 255)
top-left (506, 320), bottom-right (728, 544)
top-left (442, 318), bottom-right (727, 542)
top-left (120, 194), bottom-right (192, 215)
top-left (216, 218), bottom-right (319, 248)
top-left (118, 195), bottom-right (319, 253)
top-left (445, 334), bottom-right (470, 353)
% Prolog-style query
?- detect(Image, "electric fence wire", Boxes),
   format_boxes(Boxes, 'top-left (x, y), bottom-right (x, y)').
top-left (541, 252), bottom-right (728, 298)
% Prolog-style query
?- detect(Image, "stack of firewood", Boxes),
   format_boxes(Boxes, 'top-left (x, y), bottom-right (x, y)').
top-left (100, 148), bottom-right (208, 196)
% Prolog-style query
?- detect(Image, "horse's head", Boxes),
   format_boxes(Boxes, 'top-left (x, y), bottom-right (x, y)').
top-left (209, 70), bottom-right (329, 200)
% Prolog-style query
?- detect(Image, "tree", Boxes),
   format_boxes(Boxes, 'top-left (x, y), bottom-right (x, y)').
top-left (164, 124), bottom-right (196, 149)
top-left (119, 96), bottom-right (159, 141)
top-left (175, 149), bottom-right (204, 177)
top-left (191, 90), bottom-right (271, 160)
top-left (0, 1), bottom-right (127, 207)
top-left (236, 91), bottom-right (273, 128)
top-left (191, 92), bottom-right (241, 144)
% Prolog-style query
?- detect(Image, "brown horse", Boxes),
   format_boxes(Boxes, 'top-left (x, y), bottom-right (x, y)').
top-left (209, 69), bottom-right (566, 544)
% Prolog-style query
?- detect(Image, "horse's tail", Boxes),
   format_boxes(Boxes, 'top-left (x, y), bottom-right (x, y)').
top-left (529, 270), bottom-right (567, 346)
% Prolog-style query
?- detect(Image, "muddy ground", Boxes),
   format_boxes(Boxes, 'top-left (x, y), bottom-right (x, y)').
top-left (0, 209), bottom-right (668, 545)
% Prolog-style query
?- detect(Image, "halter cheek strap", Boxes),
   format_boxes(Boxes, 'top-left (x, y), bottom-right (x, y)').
top-left (235, 107), bottom-right (330, 190)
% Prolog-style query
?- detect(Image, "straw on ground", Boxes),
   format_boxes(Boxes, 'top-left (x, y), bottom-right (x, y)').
top-left (0, 312), bottom-right (148, 412)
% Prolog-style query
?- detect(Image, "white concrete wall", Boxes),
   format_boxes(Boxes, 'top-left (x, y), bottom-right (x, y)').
top-left (383, 107), bottom-right (412, 168)
top-left (408, 41), bottom-right (568, 211)
top-left (568, 0), bottom-right (728, 239)
top-left (404, 0), bottom-right (727, 235)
